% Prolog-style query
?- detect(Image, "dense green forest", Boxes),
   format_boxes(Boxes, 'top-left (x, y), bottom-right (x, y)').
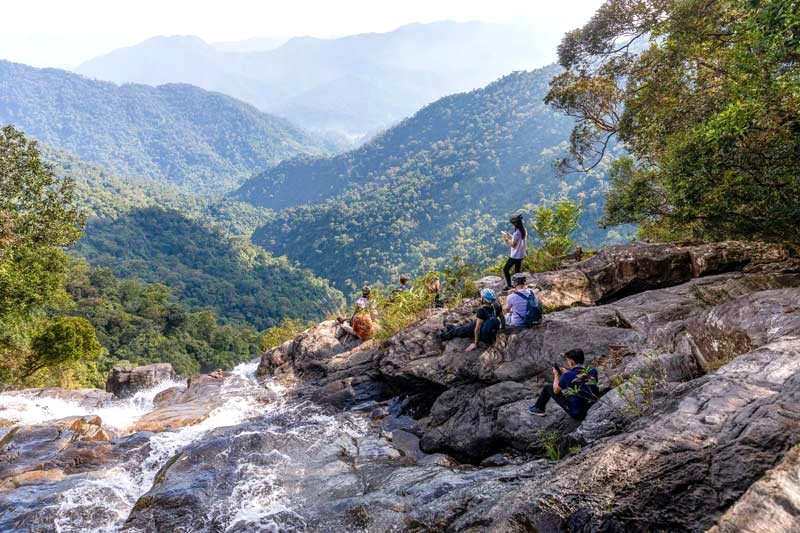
top-left (62, 259), bottom-right (264, 384)
top-left (0, 126), bottom-right (339, 390)
top-left (73, 207), bottom-right (344, 330)
top-left (0, 60), bottom-right (338, 194)
top-left (39, 144), bottom-right (344, 331)
top-left (45, 145), bottom-right (275, 237)
top-left (242, 66), bottom-right (627, 289)
top-left (547, 0), bottom-right (799, 243)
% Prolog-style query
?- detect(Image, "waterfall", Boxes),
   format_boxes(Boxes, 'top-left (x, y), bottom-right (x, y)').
top-left (0, 360), bottom-right (305, 532)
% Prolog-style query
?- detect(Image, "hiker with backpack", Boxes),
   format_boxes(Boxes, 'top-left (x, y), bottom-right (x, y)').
top-left (501, 214), bottom-right (527, 291)
top-left (336, 285), bottom-right (376, 341)
top-left (504, 273), bottom-right (542, 329)
top-left (528, 349), bottom-right (599, 420)
top-left (436, 288), bottom-right (506, 352)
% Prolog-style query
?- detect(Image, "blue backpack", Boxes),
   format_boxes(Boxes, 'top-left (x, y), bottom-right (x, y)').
top-left (514, 290), bottom-right (542, 326)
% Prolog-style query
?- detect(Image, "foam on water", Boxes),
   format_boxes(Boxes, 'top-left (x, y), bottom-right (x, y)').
top-left (0, 377), bottom-right (184, 431)
top-left (1, 359), bottom-right (370, 532)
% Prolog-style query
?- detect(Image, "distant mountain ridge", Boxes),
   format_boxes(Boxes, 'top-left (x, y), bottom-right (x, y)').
top-left (0, 60), bottom-right (337, 194)
top-left (238, 65), bottom-right (623, 289)
top-left (75, 21), bottom-right (555, 139)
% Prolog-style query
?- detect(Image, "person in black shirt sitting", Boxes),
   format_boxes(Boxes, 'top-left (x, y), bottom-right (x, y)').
top-left (437, 288), bottom-right (506, 352)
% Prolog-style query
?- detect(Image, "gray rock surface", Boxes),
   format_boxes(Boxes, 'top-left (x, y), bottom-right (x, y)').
top-left (106, 363), bottom-right (177, 398)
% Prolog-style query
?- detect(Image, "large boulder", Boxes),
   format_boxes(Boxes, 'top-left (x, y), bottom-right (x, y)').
top-left (129, 370), bottom-right (228, 432)
top-left (106, 363), bottom-right (176, 399)
top-left (528, 240), bottom-right (790, 309)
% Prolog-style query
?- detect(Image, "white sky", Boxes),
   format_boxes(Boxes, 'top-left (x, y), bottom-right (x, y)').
top-left (0, 0), bottom-right (606, 69)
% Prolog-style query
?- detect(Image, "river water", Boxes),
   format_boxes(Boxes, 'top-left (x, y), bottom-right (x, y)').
top-left (0, 360), bottom-right (370, 532)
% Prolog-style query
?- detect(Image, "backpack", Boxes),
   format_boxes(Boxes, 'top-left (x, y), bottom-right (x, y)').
top-left (514, 290), bottom-right (542, 326)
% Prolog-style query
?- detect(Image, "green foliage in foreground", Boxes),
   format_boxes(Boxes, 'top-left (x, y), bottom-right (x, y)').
top-left (0, 126), bottom-right (89, 389)
top-left (547, 0), bottom-right (800, 243)
top-left (371, 259), bottom-right (477, 344)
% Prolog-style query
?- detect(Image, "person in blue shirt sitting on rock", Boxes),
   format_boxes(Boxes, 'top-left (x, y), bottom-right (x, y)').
top-left (528, 349), bottom-right (599, 420)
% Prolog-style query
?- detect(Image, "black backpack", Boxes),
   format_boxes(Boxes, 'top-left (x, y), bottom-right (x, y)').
top-left (514, 290), bottom-right (542, 326)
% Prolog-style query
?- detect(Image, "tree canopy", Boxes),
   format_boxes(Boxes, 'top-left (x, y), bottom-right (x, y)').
top-left (546, 0), bottom-right (800, 242)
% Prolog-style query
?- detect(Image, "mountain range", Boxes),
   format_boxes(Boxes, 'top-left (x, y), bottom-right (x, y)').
top-left (237, 65), bottom-right (624, 290)
top-left (0, 60), bottom-right (338, 194)
top-left (75, 21), bottom-right (555, 139)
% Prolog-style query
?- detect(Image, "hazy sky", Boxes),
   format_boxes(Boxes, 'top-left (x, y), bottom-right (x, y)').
top-left (0, 0), bottom-right (605, 69)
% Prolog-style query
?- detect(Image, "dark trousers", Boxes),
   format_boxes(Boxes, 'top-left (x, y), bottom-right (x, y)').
top-left (503, 257), bottom-right (523, 288)
top-left (534, 384), bottom-right (585, 420)
top-left (442, 319), bottom-right (499, 344)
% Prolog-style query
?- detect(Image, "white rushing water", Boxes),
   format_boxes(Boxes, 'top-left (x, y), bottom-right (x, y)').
top-left (0, 359), bottom-right (304, 532)
top-left (0, 377), bottom-right (184, 431)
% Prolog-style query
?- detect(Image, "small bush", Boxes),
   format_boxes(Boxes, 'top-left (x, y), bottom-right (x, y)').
top-left (260, 318), bottom-right (313, 352)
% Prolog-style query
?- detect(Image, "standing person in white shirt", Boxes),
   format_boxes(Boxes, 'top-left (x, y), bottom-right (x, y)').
top-left (501, 214), bottom-right (527, 291)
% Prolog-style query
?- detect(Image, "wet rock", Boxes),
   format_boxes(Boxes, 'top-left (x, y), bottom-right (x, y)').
top-left (106, 363), bottom-right (176, 399)
top-left (130, 370), bottom-right (228, 432)
top-left (53, 415), bottom-right (114, 442)
top-left (152, 386), bottom-right (183, 408)
top-left (0, 469), bottom-right (65, 491)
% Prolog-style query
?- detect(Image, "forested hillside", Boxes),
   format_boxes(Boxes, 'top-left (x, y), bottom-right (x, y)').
top-left (0, 60), bottom-right (336, 194)
top-left (40, 144), bottom-right (344, 332)
top-left (72, 207), bottom-right (343, 330)
top-left (62, 259), bottom-right (264, 383)
top-left (45, 145), bottom-right (275, 237)
top-left (241, 66), bottom-right (624, 289)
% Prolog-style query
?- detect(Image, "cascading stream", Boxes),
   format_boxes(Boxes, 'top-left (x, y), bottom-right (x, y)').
top-left (0, 359), bottom-right (332, 533)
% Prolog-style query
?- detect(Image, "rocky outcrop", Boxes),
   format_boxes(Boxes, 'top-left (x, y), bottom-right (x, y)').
top-left (106, 363), bottom-right (176, 398)
top-left (3, 241), bottom-right (799, 532)
top-left (130, 370), bottom-right (229, 432)
top-left (244, 241), bottom-right (800, 531)
top-left (709, 444), bottom-right (800, 533)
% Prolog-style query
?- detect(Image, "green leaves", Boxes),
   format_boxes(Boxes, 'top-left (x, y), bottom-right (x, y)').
top-left (548, 0), bottom-right (800, 243)
top-left (30, 316), bottom-right (101, 368)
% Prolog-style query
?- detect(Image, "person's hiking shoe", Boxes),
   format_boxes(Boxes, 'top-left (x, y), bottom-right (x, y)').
top-left (441, 319), bottom-right (454, 330)
top-left (528, 406), bottom-right (546, 416)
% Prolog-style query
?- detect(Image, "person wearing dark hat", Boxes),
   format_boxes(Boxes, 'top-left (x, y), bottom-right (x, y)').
top-left (528, 349), bottom-right (599, 420)
top-left (501, 214), bottom-right (527, 291)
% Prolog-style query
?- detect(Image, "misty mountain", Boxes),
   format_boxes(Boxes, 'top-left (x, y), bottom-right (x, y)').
top-left (0, 60), bottom-right (336, 194)
top-left (75, 21), bottom-right (555, 139)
